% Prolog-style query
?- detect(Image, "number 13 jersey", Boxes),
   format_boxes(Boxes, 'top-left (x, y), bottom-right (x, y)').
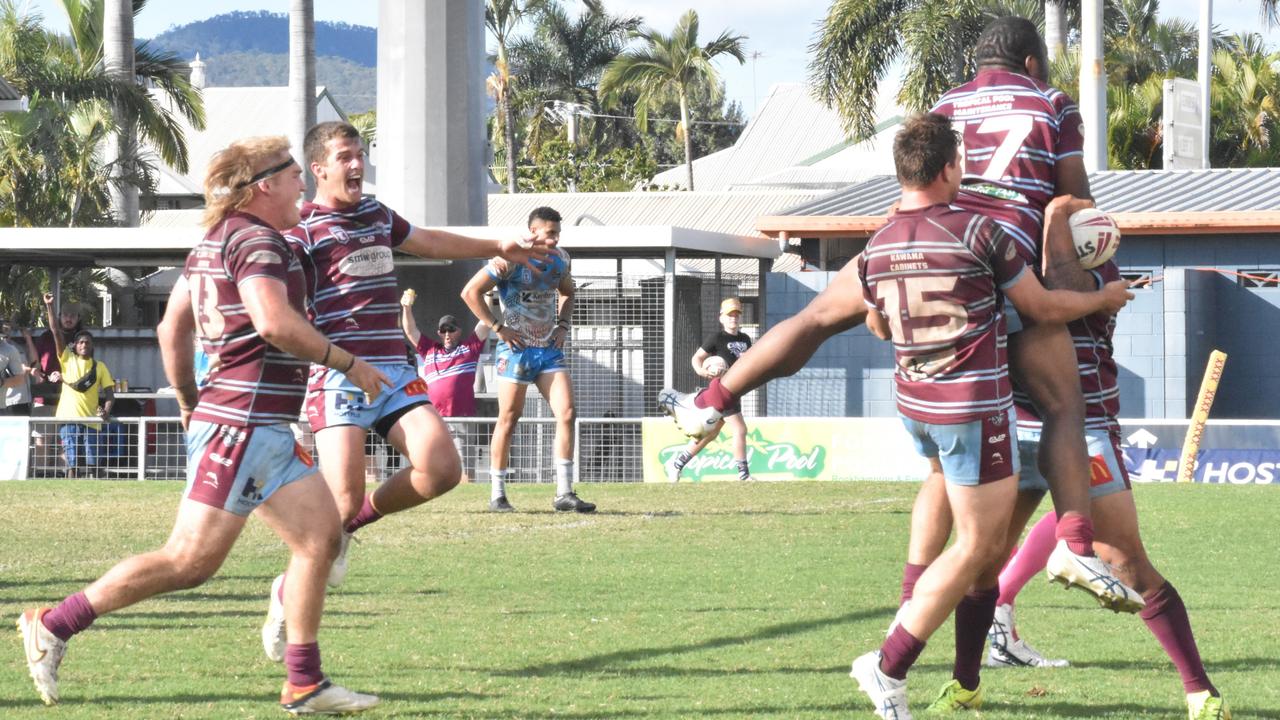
top-left (858, 204), bottom-right (1028, 424)
top-left (183, 211), bottom-right (311, 426)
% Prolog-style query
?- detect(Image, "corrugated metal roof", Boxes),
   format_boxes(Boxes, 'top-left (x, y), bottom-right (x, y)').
top-left (489, 189), bottom-right (825, 237)
top-left (148, 86), bottom-right (351, 198)
top-left (649, 83), bottom-right (851, 191)
top-left (779, 167), bottom-right (1280, 217)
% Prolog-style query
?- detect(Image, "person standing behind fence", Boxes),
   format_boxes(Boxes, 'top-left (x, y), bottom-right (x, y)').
top-left (668, 297), bottom-right (753, 482)
top-left (399, 290), bottom-right (490, 478)
top-left (43, 294), bottom-right (114, 478)
top-left (461, 206), bottom-right (594, 514)
top-left (31, 300), bottom-right (83, 407)
top-left (1, 318), bottom-right (34, 416)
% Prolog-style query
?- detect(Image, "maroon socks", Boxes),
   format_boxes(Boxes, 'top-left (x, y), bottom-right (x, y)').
top-left (1141, 582), bottom-right (1216, 695)
top-left (879, 624), bottom-right (926, 680)
top-left (952, 587), bottom-right (999, 691)
top-left (695, 378), bottom-right (735, 411)
top-left (285, 642), bottom-right (325, 687)
top-left (41, 591), bottom-right (98, 642)
top-left (1055, 511), bottom-right (1095, 557)
top-left (899, 563), bottom-right (928, 605)
top-left (344, 495), bottom-right (383, 534)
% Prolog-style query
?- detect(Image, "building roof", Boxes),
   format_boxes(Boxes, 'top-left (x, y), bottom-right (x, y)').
top-left (0, 75), bottom-right (20, 100)
top-left (758, 167), bottom-right (1280, 238)
top-left (488, 189), bottom-right (824, 238)
top-left (148, 86), bottom-right (351, 199)
top-left (649, 84), bottom-right (852, 191)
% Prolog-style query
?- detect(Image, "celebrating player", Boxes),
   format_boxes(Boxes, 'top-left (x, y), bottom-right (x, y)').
top-left (668, 297), bottom-right (754, 482)
top-left (848, 113), bottom-right (1131, 718)
top-left (923, 15), bottom-right (1136, 604)
top-left (258, 121), bottom-right (548, 651)
top-left (18, 137), bottom-right (384, 714)
top-left (460, 206), bottom-right (594, 513)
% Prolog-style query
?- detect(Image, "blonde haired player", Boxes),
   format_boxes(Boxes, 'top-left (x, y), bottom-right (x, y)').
top-left (668, 298), bottom-right (753, 483)
top-left (18, 136), bottom-right (386, 714)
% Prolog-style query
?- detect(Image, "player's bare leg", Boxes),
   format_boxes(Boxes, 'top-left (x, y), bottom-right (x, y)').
top-left (488, 379), bottom-right (529, 511)
top-left (1006, 323), bottom-right (1091, 527)
top-left (536, 371), bottom-right (594, 511)
top-left (662, 261), bottom-right (867, 436)
top-left (314, 425), bottom-right (372, 526)
top-left (375, 405), bottom-right (462, 513)
top-left (85, 500), bottom-right (244, 614)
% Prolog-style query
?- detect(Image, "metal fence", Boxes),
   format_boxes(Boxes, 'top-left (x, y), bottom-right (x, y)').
top-left (19, 416), bottom-right (645, 483)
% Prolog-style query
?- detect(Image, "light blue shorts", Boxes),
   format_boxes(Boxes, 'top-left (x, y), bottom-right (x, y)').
top-left (183, 421), bottom-right (315, 517)
top-left (494, 343), bottom-right (567, 385)
top-left (1016, 427), bottom-right (1131, 498)
top-left (305, 361), bottom-right (430, 436)
top-left (899, 409), bottom-right (1020, 486)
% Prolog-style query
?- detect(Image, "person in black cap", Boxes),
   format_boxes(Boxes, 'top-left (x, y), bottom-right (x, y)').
top-left (400, 291), bottom-right (491, 477)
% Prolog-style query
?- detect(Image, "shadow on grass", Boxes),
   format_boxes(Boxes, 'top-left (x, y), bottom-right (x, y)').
top-left (497, 606), bottom-right (894, 677)
top-left (1076, 655), bottom-right (1280, 672)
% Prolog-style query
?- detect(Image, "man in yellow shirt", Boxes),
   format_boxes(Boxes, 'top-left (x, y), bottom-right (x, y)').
top-left (44, 293), bottom-right (114, 478)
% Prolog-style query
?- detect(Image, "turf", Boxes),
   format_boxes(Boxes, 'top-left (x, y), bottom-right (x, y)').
top-left (0, 479), bottom-right (1275, 719)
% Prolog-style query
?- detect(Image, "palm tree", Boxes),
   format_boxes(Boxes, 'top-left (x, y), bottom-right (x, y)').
top-left (290, 0), bottom-right (315, 198)
top-left (599, 10), bottom-right (745, 191)
top-left (486, 0), bottom-right (544, 192)
top-left (509, 0), bottom-right (639, 159)
top-left (103, 0), bottom-right (136, 225)
top-left (1210, 37), bottom-right (1280, 166)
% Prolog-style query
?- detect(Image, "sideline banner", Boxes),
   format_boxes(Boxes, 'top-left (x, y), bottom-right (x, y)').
top-left (1115, 421), bottom-right (1280, 486)
top-left (641, 417), bottom-right (930, 482)
top-left (0, 417), bottom-right (30, 481)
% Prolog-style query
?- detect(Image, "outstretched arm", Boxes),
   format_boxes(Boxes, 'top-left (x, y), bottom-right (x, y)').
top-left (43, 293), bottom-right (64, 359)
top-left (400, 289), bottom-right (423, 347)
top-left (719, 259), bottom-right (869, 398)
top-left (399, 227), bottom-right (548, 271)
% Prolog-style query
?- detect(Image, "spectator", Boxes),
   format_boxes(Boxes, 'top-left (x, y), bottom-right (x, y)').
top-left (400, 289), bottom-right (490, 478)
top-left (32, 299), bottom-right (84, 408)
top-left (44, 293), bottom-right (114, 478)
top-left (1, 317), bottom-right (34, 415)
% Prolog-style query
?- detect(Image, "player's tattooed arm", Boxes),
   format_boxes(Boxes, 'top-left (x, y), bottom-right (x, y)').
top-left (461, 266), bottom-right (522, 349)
top-left (1042, 195), bottom-right (1099, 292)
top-left (157, 276), bottom-right (199, 425)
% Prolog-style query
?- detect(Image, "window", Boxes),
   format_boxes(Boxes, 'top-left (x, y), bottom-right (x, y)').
top-left (1236, 267), bottom-right (1280, 289)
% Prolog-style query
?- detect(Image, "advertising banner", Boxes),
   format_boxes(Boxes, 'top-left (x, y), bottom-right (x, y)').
top-left (641, 417), bottom-right (930, 483)
top-left (0, 417), bottom-right (30, 481)
top-left (1117, 421), bottom-right (1280, 485)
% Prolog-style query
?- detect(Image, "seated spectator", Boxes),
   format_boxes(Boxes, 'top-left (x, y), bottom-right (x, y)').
top-left (44, 293), bottom-right (114, 478)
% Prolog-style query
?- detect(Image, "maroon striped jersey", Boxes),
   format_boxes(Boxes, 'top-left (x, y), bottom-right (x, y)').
top-left (931, 70), bottom-right (1084, 211)
top-left (184, 211), bottom-right (311, 426)
top-left (859, 204), bottom-right (1028, 424)
top-left (285, 198), bottom-right (413, 364)
top-left (1016, 260), bottom-right (1121, 433)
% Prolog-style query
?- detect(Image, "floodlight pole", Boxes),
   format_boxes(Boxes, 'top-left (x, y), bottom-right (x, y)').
top-left (1199, 0), bottom-right (1212, 168)
top-left (1080, 0), bottom-right (1107, 171)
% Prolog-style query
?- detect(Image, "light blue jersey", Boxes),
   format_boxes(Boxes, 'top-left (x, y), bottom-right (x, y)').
top-left (486, 248), bottom-right (571, 349)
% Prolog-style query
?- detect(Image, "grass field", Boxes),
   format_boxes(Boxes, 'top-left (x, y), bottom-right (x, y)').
top-left (1, 479), bottom-right (1276, 719)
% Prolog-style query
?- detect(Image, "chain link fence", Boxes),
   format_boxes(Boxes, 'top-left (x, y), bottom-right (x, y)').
top-left (12, 267), bottom-right (760, 484)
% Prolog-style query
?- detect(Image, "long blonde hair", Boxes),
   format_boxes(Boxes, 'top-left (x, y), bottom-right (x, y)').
top-left (201, 136), bottom-right (292, 229)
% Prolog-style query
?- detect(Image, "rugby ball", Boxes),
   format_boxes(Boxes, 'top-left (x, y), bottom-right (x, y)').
top-left (702, 356), bottom-right (728, 377)
top-left (1069, 208), bottom-right (1121, 269)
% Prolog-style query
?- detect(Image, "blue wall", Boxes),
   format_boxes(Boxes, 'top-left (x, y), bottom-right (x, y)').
top-left (765, 234), bottom-right (1280, 420)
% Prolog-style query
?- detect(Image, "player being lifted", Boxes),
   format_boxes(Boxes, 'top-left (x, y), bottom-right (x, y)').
top-left (19, 137), bottom-right (384, 714)
top-left (461, 206), bottom-right (594, 513)
top-left (664, 15), bottom-right (1138, 611)
top-left (260, 121), bottom-right (548, 658)
top-left (849, 113), bottom-right (1131, 719)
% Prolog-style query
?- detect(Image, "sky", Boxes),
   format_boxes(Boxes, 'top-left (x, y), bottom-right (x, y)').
top-left (18, 0), bottom-right (1280, 119)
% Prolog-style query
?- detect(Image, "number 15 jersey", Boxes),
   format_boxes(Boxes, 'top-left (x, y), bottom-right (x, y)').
top-left (858, 204), bottom-right (1027, 425)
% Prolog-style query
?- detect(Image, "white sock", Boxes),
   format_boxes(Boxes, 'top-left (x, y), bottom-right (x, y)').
top-left (491, 468), bottom-right (509, 501)
top-left (555, 459), bottom-right (574, 496)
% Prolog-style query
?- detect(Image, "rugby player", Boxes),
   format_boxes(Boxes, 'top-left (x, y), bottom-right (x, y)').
top-left (460, 206), bottom-right (594, 513)
top-left (18, 137), bottom-right (385, 714)
top-left (848, 113), bottom-right (1131, 719)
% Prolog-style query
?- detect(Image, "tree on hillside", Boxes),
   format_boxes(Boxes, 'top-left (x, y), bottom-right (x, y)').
top-left (599, 9), bottom-right (745, 191)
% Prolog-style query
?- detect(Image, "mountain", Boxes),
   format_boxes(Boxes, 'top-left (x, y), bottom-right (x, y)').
top-left (148, 11), bottom-right (377, 114)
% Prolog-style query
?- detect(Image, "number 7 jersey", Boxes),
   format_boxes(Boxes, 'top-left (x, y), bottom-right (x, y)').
top-left (858, 204), bottom-right (1028, 424)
